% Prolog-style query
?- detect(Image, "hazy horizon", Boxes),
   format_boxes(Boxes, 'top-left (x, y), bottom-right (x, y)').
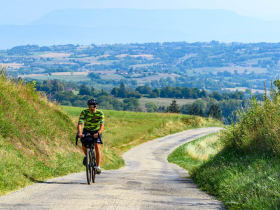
top-left (2, 0), bottom-right (280, 25)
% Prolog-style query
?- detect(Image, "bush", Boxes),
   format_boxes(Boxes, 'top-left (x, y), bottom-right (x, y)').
top-left (222, 81), bottom-right (280, 154)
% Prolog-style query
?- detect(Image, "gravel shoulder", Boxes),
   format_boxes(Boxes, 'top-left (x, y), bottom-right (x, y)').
top-left (0, 127), bottom-right (225, 210)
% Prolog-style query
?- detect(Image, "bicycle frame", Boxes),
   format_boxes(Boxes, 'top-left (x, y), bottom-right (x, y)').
top-left (76, 132), bottom-right (99, 184)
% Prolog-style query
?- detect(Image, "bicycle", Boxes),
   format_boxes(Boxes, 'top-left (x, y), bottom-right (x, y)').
top-left (76, 133), bottom-right (100, 184)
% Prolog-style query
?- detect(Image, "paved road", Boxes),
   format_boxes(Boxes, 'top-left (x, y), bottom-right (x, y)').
top-left (0, 127), bottom-right (224, 210)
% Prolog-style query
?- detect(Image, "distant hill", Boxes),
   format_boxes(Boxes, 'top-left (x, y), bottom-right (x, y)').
top-left (1, 9), bottom-right (280, 49)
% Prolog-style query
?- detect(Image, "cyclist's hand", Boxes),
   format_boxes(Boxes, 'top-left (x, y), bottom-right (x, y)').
top-left (94, 133), bottom-right (99, 138)
top-left (78, 134), bottom-right (84, 138)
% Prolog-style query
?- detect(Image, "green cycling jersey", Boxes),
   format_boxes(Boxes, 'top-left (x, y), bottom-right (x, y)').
top-left (78, 109), bottom-right (104, 131)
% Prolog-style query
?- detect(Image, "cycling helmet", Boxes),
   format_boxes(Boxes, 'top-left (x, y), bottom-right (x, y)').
top-left (87, 99), bottom-right (98, 106)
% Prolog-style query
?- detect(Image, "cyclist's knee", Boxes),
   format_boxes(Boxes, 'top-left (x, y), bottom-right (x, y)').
top-left (95, 144), bottom-right (101, 151)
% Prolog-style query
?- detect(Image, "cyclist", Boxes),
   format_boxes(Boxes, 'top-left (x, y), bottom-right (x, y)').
top-left (78, 99), bottom-right (104, 174)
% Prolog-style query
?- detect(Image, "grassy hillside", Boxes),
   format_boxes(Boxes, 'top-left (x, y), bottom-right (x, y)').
top-left (169, 84), bottom-right (280, 209)
top-left (0, 68), bottom-right (222, 196)
top-left (0, 70), bottom-right (83, 195)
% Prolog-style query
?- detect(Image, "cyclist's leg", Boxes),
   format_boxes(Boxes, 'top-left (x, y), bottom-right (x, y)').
top-left (95, 143), bottom-right (101, 167)
top-left (81, 128), bottom-right (89, 155)
top-left (82, 145), bottom-right (87, 155)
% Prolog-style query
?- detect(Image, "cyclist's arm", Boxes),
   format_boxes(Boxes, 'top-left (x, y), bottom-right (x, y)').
top-left (99, 123), bottom-right (104, 134)
top-left (99, 112), bottom-right (104, 134)
top-left (78, 111), bottom-right (85, 137)
top-left (78, 123), bottom-right (83, 136)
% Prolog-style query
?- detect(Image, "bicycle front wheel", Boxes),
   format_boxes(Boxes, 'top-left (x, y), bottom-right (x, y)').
top-left (92, 152), bottom-right (96, 183)
top-left (86, 148), bottom-right (92, 185)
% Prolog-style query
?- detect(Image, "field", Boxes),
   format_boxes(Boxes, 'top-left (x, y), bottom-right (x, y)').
top-left (18, 71), bottom-right (182, 84)
top-left (39, 53), bottom-right (71, 58)
top-left (244, 57), bottom-right (272, 64)
top-left (116, 54), bottom-right (153, 59)
top-left (101, 74), bottom-right (125, 80)
top-left (133, 73), bottom-right (180, 82)
top-left (139, 97), bottom-right (197, 108)
top-left (20, 75), bottom-right (91, 81)
top-left (192, 66), bottom-right (268, 74)
top-left (178, 53), bottom-right (197, 61)
top-left (0, 63), bottom-right (24, 69)
top-left (223, 87), bottom-right (268, 94)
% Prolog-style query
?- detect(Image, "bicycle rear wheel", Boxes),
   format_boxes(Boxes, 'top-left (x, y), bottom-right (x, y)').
top-left (86, 148), bottom-right (92, 185)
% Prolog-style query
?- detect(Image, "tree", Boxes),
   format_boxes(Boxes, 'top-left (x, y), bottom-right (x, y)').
top-left (212, 91), bottom-right (222, 101)
top-left (148, 92), bottom-right (157, 98)
top-left (152, 88), bottom-right (160, 97)
top-left (145, 102), bottom-right (158, 112)
top-left (51, 80), bottom-right (64, 93)
top-left (117, 82), bottom-right (127, 98)
top-left (200, 90), bottom-right (208, 98)
top-left (79, 84), bottom-right (91, 96)
top-left (207, 104), bottom-right (222, 120)
top-left (123, 97), bottom-right (140, 107)
top-left (88, 72), bottom-right (101, 80)
top-left (182, 87), bottom-right (192, 99)
top-left (111, 87), bottom-right (118, 96)
top-left (136, 86), bottom-right (152, 94)
top-left (167, 100), bottom-right (181, 113)
top-left (188, 104), bottom-right (200, 115)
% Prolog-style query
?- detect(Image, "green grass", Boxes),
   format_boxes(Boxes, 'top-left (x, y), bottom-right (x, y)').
top-left (168, 132), bottom-right (280, 209)
top-left (169, 85), bottom-right (280, 209)
top-left (191, 146), bottom-right (280, 209)
top-left (0, 69), bottom-right (83, 195)
top-left (168, 132), bottom-right (222, 173)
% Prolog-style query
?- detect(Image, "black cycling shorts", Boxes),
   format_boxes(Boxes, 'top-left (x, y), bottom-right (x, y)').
top-left (81, 128), bottom-right (103, 146)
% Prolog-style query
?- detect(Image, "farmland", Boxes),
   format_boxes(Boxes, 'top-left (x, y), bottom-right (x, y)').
top-left (1, 42), bottom-right (280, 92)
top-left (139, 97), bottom-right (196, 108)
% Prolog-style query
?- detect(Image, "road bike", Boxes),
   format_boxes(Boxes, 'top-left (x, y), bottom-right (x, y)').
top-left (76, 133), bottom-right (100, 184)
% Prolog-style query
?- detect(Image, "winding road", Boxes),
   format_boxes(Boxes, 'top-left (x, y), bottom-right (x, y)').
top-left (0, 127), bottom-right (224, 210)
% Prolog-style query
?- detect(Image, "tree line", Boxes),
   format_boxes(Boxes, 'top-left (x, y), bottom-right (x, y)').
top-left (32, 79), bottom-right (259, 123)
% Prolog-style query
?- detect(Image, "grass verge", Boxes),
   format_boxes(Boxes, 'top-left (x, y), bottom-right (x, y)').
top-left (169, 132), bottom-right (280, 209)
top-left (168, 132), bottom-right (222, 172)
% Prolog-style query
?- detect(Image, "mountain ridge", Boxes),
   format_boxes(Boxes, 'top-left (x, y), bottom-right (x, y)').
top-left (1, 8), bottom-right (280, 49)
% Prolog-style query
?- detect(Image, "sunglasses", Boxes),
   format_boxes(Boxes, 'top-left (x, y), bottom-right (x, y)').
top-left (89, 105), bottom-right (97, 108)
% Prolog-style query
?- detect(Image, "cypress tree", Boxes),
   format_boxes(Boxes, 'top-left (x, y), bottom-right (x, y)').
top-left (167, 100), bottom-right (181, 113)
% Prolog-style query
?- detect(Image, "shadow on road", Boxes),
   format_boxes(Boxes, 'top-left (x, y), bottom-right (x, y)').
top-left (35, 181), bottom-right (87, 185)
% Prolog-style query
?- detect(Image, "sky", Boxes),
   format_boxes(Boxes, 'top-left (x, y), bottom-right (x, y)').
top-left (2, 0), bottom-right (280, 24)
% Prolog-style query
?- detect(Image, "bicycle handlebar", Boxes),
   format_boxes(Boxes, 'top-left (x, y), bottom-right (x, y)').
top-left (75, 132), bottom-right (101, 145)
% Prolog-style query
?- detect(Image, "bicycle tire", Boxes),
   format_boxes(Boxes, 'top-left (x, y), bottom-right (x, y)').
top-left (86, 148), bottom-right (92, 185)
top-left (92, 149), bottom-right (96, 183)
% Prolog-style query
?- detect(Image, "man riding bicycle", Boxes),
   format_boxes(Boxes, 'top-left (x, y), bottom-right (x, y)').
top-left (78, 99), bottom-right (104, 174)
